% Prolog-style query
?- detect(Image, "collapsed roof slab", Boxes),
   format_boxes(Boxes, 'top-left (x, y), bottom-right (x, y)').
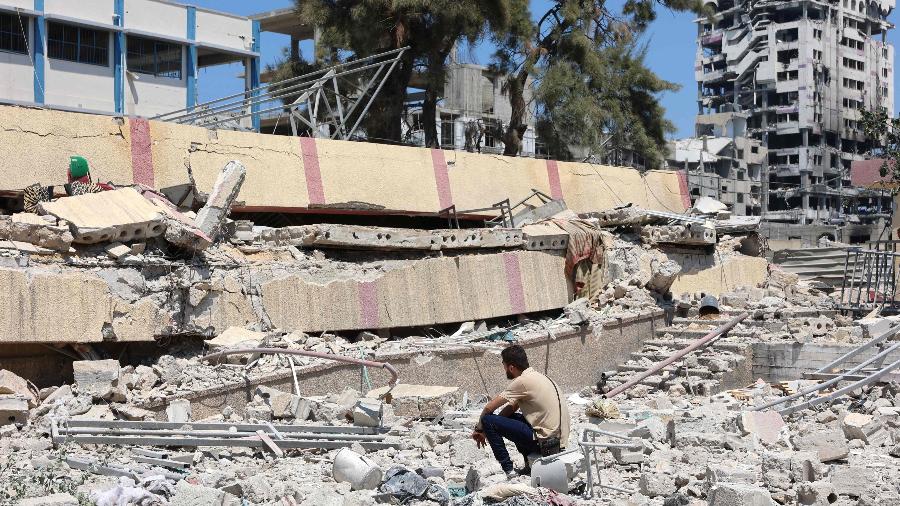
top-left (0, 105), bottom-right (689, 218)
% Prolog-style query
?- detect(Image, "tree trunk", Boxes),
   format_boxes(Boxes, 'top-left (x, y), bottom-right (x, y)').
top-left (502, 70), bottom-right (529, 156)
top-left (364, 51), bottom-right (414, 143)
top-left (423, 88), bottom-right (440, 148)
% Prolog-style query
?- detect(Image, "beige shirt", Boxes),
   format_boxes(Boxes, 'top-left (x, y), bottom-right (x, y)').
top-left (499, 368), bottom-right (571, 446)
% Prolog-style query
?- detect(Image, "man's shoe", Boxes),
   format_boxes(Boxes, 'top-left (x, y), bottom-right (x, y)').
top-left (515, 466), bottom-right (531, 476)
top-left (505, 469), bottom-right (518, 480)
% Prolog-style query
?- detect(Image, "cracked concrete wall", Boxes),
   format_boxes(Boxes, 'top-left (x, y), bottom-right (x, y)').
top-left (260, 250), bottom-right (571, 332)
top-left (0, 105), bottom-right (688, 215)
top-left (0, 266), bottom-right (170, 343)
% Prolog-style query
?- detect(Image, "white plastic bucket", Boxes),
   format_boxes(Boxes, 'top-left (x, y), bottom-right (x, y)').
top-left (332, 448), bottom-right (383, 490)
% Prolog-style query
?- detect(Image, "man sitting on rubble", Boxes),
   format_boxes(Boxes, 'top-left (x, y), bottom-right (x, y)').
top-left (471, 345), bottom-right (570, 479)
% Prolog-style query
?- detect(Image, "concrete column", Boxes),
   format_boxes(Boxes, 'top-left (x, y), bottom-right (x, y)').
top-left (250, 19), bottom-right (261, 132)
top-left (32, 0), bottom-right (45, 105)
top-left (801, 171), bottom-right (810, 224)
top-left (113, 0), bottom-right (125, 115)
top-left (186, 6), bottom-right (197, 111)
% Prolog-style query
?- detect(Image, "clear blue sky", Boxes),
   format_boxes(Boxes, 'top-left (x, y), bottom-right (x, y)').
top-left (188, 0), bottom-right (899, 139)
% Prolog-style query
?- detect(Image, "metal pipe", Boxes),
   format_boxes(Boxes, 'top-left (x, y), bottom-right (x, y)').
top-left (604, 313), bottom-right (748, 398)
top-left (813, 323), bottom-right (899, 374)
top-left (779, 355), bottom-right (900, 416)
top-left (202, 348), bottom-right (399, 387)
top-left (61, 427), bottom-right (386, 441)
top-left (754, 335), bottom-right (900, 411)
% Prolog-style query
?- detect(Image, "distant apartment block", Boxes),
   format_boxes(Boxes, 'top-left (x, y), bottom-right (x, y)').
top-left (688, 0), bottom-right (894, 224)
top-left (0, 0), bottom-right (260, 123)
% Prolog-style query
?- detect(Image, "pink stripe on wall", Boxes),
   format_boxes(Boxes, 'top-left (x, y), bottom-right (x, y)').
top-left (503, 252), bottom-right (527, 314)
top-left (300, 137), bottom-right (326, 205)
top-left (545, 160), bottom-right (564, 200)
top-left (677, 170), bottom-right (692, 210)
top-left (358, 281), bottom-right (379, 328)
top-left (129, 118), bottom-right (155, 187)
top-left (430, 149), bottom-right (453, 209)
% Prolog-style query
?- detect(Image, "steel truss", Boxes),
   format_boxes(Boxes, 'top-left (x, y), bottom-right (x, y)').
top-left (153, 47), bottom-right (409, 138)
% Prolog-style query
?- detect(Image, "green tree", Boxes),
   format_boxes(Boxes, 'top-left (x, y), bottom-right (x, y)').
top-left (493, 0), bottom-right (703, 160)
top-left (295, 0), bottom-right (512, 146)
top-left (860, 107), bottom-right (900, 181)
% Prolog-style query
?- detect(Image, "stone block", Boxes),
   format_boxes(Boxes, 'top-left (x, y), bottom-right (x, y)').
top-left (791, 430), bottom-right (849, 462)
top-left (789, 451), bottom-right (824, 484)
top-left (73, 359), bottom-right (122, 400)
top-left (841, 412), bottom-right (888, 445)
top-left (0, 395), bottom-right (29, 425)
top-left (647, 260), bottom-right (682, 293)
top-left (708, 482), bottom-right (775, 506)
top-left (38, 187), bottom-right (166, 244)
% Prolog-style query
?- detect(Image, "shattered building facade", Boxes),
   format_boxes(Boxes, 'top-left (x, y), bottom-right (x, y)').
top-left (690, 0), bottom-right (895, 224)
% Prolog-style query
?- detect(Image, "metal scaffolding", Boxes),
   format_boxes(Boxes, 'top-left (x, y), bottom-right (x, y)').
top-left (152, 47), bottom-right (409, 138)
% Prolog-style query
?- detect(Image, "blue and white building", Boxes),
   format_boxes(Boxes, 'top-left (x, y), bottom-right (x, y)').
top-left (0, 0), bottom-right (260, 126)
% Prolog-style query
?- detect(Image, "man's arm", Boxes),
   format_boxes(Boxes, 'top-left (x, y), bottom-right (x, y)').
top-left (475, 395), bottom-right (511, 429)
top-left (472, 395), bottom-right (515, 448)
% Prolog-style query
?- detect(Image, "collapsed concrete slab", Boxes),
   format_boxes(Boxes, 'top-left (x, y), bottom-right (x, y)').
top-left (250, 224), bottom-right (524, 251)
top-left (641, 223), bottom-right (716, 246)
top-left (521, 222), bottom-right (570, 251)
top-left (38, 188), bottom-right (166, 244)
top-left (261, 250), bottom-right (571, 332)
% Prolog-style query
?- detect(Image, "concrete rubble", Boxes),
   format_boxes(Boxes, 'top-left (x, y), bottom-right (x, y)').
top-left (0, 163), bottom-right (896, 506)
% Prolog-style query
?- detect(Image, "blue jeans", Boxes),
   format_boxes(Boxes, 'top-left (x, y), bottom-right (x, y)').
top-left (481, 413), bottom-right (539, 473)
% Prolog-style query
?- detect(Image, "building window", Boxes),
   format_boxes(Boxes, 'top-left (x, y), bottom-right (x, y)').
top-left (127, 36), bottom-right (182, 79)
top-left (439, 113), bottom-right (456, 148)
top-left (0, 12), bottom-right (27, 54)
top-left (48, 22), bottom-right (109, 66)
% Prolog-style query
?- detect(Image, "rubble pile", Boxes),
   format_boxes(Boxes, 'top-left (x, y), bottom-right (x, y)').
top-left (1, 163), bottom-right (898, 505)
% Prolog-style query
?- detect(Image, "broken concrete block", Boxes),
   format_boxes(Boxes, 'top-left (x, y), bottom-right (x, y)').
top-left (791, 429), bottom-right (849, 463)
top-left (738, 410), bottom-right (785, 445)
top-left (368, 384), bottom-right (458, 419)
top-left (246, 403), bottom-right (273, 422)
top-left (113, 404), bottom-right (153, 421)
top-left (193, 160), bottom-right (246, 241)
top-left (166, 399), bottom-right (191, 423)
top-left (841, 412), bottom-right (888, 445)
top-left (170, 480), bottom-right (240, 506)
top-left (789, 451), bottom-right (824, 484)
top-left (0, 369), bottom-right (36, 407)
top-left (647, 259), bottom-right (682, 293)
top-left (73, 359), bottom-right (122, 400)
top-left (521, 222), bottom-right (570, 251)
top-left (206, 327), bottom-right (264, 351)
top-left (105, 242), bottom-right (132, 259)
top-left (830, 466), bottom-right (870, 497)
top-left (639, 471), bottom-right (676, 497)
top-left (762, 452), bottom-right (793, 491)
top-left (708, 482), bottom-right (775, 506)
top-left (352, 399), bottom-right (383, 427)
top-left (795, 481), bottom-right (837, 506)
top-left (38, 187), bottom-right (166, 244)
top-left (3, 213), bottom-right (73, 252)
top-left (0, 395), bottom-right (28, 425)
top-left (705, 463), bottom-right (757, 487)
top-left (256, 386), bottom-right (301, 419)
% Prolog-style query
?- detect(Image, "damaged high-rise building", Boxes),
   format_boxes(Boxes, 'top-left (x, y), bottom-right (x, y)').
top-left (686, 0), bottom-right (895, 224)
